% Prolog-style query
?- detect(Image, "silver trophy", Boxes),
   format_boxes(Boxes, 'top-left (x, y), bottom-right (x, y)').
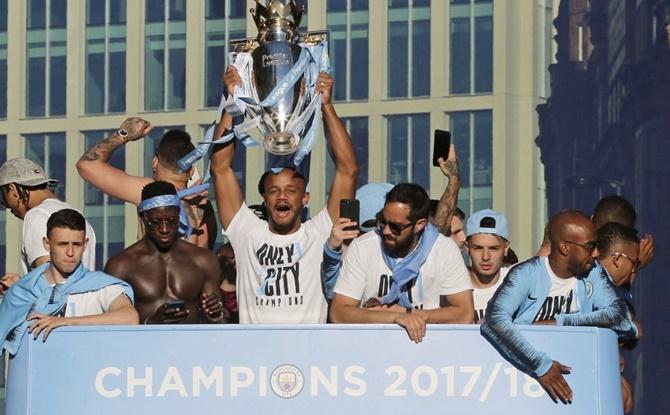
top-left (229, 0), bottom-right (328, 155)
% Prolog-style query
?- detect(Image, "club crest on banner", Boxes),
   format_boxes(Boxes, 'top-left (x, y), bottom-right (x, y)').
top-left (270, 364), bottom-right (304, 398)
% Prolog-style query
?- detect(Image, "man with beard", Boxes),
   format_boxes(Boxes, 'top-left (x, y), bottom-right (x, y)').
top-left (330, 183), bottom-right (474, 343)
top-left (465, 209), bottom-right (512, 323)
top-left (481, 210), bottom-right (639, 406)
top-left (212, 69), bottom-right (358, 324)
top-left (104, 181), bottom-right (226, 324)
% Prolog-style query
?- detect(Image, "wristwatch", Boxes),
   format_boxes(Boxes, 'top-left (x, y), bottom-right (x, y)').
top-left (117, 128), bottom-right (129, 139)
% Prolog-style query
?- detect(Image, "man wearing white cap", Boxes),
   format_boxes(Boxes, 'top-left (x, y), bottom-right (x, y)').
top-left (465, 209), bottom-right (511, 323)
top-left (0, 158), bottom-right (96, 291)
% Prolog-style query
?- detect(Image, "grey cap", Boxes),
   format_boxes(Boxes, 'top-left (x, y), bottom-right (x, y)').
top-left (0, 158), bottom-right (59, 187)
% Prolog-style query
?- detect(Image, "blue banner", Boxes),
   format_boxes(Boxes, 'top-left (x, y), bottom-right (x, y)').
top-left (6, 325), bottom-right (622, 414)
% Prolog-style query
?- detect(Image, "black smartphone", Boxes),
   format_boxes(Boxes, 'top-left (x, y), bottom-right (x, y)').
top-left (432, 129), bottom-right (452, 167)
top-left (165, 300), bottom-right (186, 312)
top-left (340, 199), bottom-right (360, 232)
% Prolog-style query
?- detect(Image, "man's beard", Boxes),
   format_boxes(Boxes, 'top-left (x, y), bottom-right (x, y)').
top-left (385, 233), bottom-right (417, 257)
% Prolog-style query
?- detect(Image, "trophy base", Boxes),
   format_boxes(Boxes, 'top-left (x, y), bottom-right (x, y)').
top-left (263, 132), bottom-right (299, 155)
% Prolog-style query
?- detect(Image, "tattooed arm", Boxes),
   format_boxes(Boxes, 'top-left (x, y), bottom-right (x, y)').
top-left (76, 117), bottom-right (154, 205)
top-left (431, 144), bottom-right (461, 235)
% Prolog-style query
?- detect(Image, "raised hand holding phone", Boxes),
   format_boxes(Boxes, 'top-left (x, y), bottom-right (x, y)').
top-left (432, 129), bottom-right (451, 167)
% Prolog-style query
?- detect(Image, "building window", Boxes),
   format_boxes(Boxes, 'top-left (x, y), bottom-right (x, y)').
top-left (450, 110), bottom-right (492, 215)
top-left (26, 0), bottom-right (67, 117)
top-left (326, 116), bottom-right (369, 196)
top-left (0, 0), bottom-right (7, 119)
top-left (85, 0), bottom-right (126, 114)
top-left (204, 0), bottom-right (246, 108)
top-left (327, 0), bottom-right (369, 101)
top-left (0, 135), bottom-right (6, 274)
top-left (144, 0), bottom-right (186, 111)
top-left (23, 133), bottom-right (66, 199)
top-left (450, 0), bottom-right (493, 95)
top-left (387, 113), bottom-right (430, 189)
top-left (388, 0), bottom-right (431, 98)
top-left (83, 131), bottom-right (126, 265)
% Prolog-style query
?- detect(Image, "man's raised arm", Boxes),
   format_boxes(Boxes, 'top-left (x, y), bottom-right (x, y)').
top-left (319, 73), bottom-right (358, 221)
top-left (431, 144), bottom-right (460, 234)
top-left (76, 117), bottom-right (153, 205)
top-left (210, 67), bottom-right (244, 230)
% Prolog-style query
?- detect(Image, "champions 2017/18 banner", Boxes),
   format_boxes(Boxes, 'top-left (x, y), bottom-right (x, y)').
top-left (6, 325), bottom-right (622, 414)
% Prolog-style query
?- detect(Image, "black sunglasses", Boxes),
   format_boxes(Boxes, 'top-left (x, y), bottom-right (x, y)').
top-left (376, 213), bottom-right (416, 236)
top-left (144, 215), bottom-right (180, 229)
top-left (564, 240), bottom-right (598, 253)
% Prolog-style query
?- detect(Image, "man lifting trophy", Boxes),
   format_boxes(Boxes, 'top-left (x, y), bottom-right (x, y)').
top-left (208, 2), bottom-right (359, 325)
top-left (178, 0), bottom-right (329, 173)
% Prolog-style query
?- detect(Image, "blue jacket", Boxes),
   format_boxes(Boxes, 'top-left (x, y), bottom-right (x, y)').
top-left (0, 263), bottom-right (134, 355)
top-left (321, 243), bottom-right (342, 300)
top-left (480, 256), bottom-right (637, 377)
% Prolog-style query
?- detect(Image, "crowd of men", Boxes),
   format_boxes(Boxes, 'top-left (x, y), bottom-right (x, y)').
top-left (0, 69), bottom-right (654, 412)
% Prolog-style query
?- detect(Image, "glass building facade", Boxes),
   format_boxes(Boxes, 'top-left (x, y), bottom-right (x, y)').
top-left (387, 113), bottom-right (430, 189)
top-left (450, 0), bottom-right (493, 94)
top-left (388, 0), bottom-right (430, 98)
top-left (26, 0), bottom-right (67, 117)
top-left (23, 133), bottom-right (66, 199)
top-left (327, 0), bottom-right (369, 101)
top-left (85, 0), bottom-right (126, 114)
top-left (0, 0), bottom-right (554, 284)
top-left (144, 0), bottom-right (186, 111)
top-left (204, 0), bottom-right (246, 107)
top-left (450, 110), bottom-right (493, 215)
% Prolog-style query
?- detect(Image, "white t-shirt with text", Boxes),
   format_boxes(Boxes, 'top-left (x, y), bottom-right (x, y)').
top-left (225, 204), bottom-right (332, 324)
top-left (334, 231), bottom-right (473, 310)
top-left (534, 257), bottom-right (581, 321)
top-left (53, 285), bottom-right (125, 317)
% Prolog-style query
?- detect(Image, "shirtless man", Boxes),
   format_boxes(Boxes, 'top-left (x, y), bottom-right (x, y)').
top-left (76, 119), bottom-right (216, 248)
top-left (104, 181), bottom-right (225, 324)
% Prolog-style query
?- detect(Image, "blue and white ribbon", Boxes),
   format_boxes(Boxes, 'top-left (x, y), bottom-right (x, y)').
top-left (138, 183), bottom-right (209, 239)
top-left (177, 40), bottom-right (331, 175)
